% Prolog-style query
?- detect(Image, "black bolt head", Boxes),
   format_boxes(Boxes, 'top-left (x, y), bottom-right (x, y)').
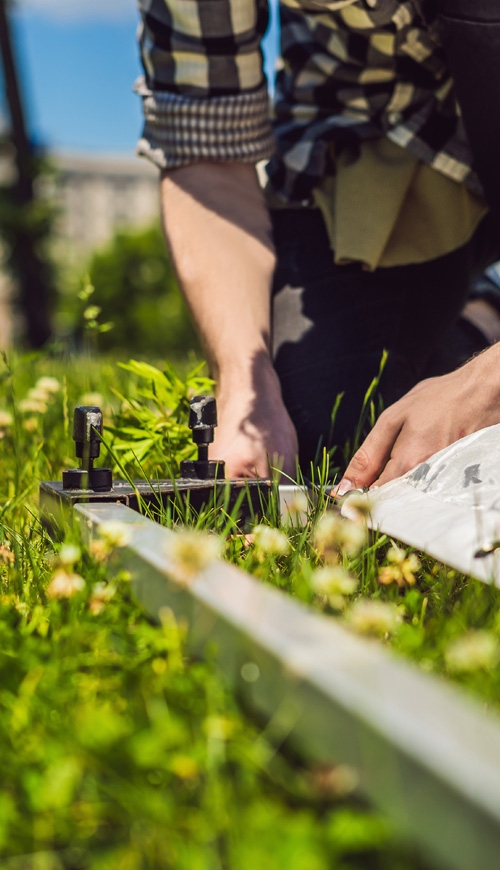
top-left (188, 396), bottom-right (217, 445)
top-left (188, 395), bottom-right (217, 429)
top-left (73, 406), bottom-right (103, 442)
top-left (73, 406), bottom-right (103, 460)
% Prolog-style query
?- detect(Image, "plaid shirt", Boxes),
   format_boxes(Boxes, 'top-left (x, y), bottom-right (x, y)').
top-left (136, 0), bottom-right (481, 205)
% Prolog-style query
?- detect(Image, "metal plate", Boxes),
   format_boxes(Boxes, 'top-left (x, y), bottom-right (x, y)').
top-left (40, 476), bottom-right (272, 537)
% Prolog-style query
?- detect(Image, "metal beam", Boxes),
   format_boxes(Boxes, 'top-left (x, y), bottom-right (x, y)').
top-left (75, 501), bottom-right (500, 870)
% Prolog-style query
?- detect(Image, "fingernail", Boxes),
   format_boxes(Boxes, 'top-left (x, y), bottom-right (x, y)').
top-left (335, 478), bottom-right (354, 497)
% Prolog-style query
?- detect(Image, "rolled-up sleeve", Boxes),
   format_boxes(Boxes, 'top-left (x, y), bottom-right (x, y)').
top-left (135, 0), bottom-right (274, 168)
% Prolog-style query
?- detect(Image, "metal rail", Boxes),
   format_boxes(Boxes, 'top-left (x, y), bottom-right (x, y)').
top-left (76, 500), bottom-right (500, 870)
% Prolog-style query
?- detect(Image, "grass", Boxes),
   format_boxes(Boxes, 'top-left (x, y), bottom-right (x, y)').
top-left (0, 348), bottom-right (498, 868)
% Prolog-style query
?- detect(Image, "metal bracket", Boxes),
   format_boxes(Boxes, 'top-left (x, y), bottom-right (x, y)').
top-left (39, 400), bottom-right (275, 537)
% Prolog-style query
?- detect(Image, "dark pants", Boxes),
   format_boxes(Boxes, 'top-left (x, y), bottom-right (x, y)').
top-left (271, 208), bottom-right (500, 470)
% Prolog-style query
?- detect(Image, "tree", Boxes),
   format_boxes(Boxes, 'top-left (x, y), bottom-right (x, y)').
top-left (82, 224), bottom-right (200, 358)
top-left (0, 0), bottom-right (53, 347)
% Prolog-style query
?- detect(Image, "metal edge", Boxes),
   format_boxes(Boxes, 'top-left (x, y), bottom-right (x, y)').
top-left (75, 501), bottom-right (500, 870)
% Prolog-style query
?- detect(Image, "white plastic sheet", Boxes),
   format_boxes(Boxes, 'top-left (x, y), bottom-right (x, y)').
top-left (342, 425), bottom-right (500, 584)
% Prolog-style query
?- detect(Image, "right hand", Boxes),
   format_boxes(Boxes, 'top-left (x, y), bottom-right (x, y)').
top-left (212, 372), bottom-right (298, 479)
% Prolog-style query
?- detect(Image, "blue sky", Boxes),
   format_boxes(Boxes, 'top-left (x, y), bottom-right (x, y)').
top-left (7, 0), bottom-right (279, 156)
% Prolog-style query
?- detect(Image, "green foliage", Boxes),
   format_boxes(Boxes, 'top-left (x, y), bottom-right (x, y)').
top-left (0, 351), bottom-right (423, 869)
top-left (0, 582), bottom-right (414, 868)
top-left (82, 224), bottom-right (200, 356)
top-left (107, 358), bottom-right (214, 474)
top-left (106, 360), bottom-right (500, 709)
top-left (4, 351), bottom-right (500, 868)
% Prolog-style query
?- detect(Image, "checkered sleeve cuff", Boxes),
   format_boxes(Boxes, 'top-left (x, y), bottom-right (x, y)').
top-left (135, 77), bottom-right (275, 169)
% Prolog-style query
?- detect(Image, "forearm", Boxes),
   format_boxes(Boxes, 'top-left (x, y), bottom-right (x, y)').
top-left (160, 162), bottom-right (276, 394)
top-left (160, 162), bottom-right (298, 477)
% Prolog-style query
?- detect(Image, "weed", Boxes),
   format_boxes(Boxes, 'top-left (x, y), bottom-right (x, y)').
top-left (1, 350), bottom-right (495, 868)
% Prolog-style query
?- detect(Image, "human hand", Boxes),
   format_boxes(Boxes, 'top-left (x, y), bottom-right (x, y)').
top-left (211, 369), bottom-right (298, 479)
top-left (336, 345), bottom-right (500, 492)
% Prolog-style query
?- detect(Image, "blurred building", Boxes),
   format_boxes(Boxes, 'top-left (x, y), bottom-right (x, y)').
top-left (0, 150), bottom-right (160, 346)
top-left (47, 151), bottom-right (160, 261)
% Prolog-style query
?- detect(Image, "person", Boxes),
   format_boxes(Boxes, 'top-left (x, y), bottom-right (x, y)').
top-left (135, 0), bottom-right (500, 490)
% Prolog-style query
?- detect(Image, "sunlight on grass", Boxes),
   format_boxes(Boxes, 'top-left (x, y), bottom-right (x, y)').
top-left (1, 348), bottom-right (498, 867)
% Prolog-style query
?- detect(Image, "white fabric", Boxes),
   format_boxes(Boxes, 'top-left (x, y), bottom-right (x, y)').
top-left (341, 425), bottom-right (500, 584)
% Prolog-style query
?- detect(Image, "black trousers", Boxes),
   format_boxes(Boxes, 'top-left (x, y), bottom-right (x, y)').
top-left (271, 208), bottom-right (500, 470)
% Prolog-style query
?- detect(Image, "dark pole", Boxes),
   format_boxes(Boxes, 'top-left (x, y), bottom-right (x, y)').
top-left (0, 0), bottom-right (51, 347)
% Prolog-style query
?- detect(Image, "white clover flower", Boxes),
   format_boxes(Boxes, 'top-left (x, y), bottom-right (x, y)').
top-left (92, 581), bottom-right (115, 599)
top-left (311, 566), bottom-right (358, 597)
top-left (27, 386), bottom-right (52, 403)
top-left (58, 544), bottom-right (81, 567)
top-left (346, 599), bottom-right (402, 637)
top-left (89, 522), bottom-right (132, 561)
top-left (0, 410), bottom-right (13, 429)
top-left (340, 521), bottom-right (367, 557)
top-left (313, 511), bottom-right (366, 560)
top-left (166, 529), bottom-right (222, 582)
top-left (313, 512), bottom-right (344, 556)
top-left (342, 490), bottom-right (374, 520)
top-left (18, 398), bottom-right (47, 415)
top-left (283, 490), bottom-right (309, 522)
top-left (387, 545), bottom-right (406, 564)
top-left (22, 418), bottom-right (38, 433)
top-left (98, 521), bottom-right (132, 549)
top-left (288, 490), bottom-right (309, 514)
top-left (405, 554), bottom-right (421, 573)
top-left (88, 582), bottom-right (116, 615)
top-left (36, 376), bottom-right (60, 393)
top-left (311, 565), bottom-right (358, 610)
top-left (47, 569), bottom-right (85, 599)
top-left (253, 525), bottom-right (290, 557)
top-left (445, 631), bottom-right (500, 673)
top-left (89, 539), bottom-right (109, 563)
top-left (378, 547), bottom-right (421, 588)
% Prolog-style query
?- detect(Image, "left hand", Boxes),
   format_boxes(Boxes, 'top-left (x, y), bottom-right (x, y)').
top-left (337, 344), bottom-right (500, 491)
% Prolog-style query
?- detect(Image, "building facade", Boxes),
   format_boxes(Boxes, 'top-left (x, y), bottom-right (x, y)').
top-left (0, 151), bottom-right (160, 346)
top-left (48, 151), bottom-right (160, 261)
